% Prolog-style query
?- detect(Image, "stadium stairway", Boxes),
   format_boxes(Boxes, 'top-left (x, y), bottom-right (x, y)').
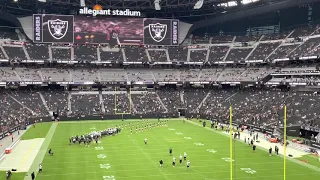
top-left (99, 92), bottom-right (105, 113)
top-left (156, 92), bottom-right (168, 112)
top-left (22, 45), bottom-right (30, 60)
top-left (180, 90), bottom-right (184, 105)
top-left (38, 92), bottom-right (50, 115)
top-left (7, 93), bottom-right (35, 115)
top-left (165, 49), bottom-right (170, 62)
top-left (196, 91), bottom-right (211, 111)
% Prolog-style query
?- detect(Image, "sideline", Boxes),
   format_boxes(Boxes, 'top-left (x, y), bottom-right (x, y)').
top-left (24, 123), bottom-right (57, 180)
top-left (0, 139), bottom-right (20, 162)
top-left (0, 126), bottom-right (30, 161)
top-left (186, 120), bottom-right (320, 173)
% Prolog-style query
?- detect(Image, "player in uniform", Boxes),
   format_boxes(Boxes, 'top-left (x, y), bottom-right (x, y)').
top-left (169, 148), bottom-right (172, 156)
top-left (159, 159), bottom-right (163, 167)
top-left (48, 148), bottom-right (53, 156)
top-left (275, 145), bottom-right (279, 155)
top-left (253, 144), bottom-right (256, 152)
top-left (172, 157), bottom-right (176, 167)
top-left (144, 138), bottom-right (148, 145)
top-left (269, 147), bottom-right (272, 156)
top-left (184, 152), bottom-right (187, 160)
top-left (179, 154), bottom-right (183, 165)
top-left (39, 163), bottom-right (43, 174)
top-left (186, 160), bottom-right (190, 170)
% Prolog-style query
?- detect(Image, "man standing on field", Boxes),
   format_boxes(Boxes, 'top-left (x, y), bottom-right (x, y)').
top-left (39, 163), bottom-right (43, 174)
top-left (31, 172), bottom-right (35, 180)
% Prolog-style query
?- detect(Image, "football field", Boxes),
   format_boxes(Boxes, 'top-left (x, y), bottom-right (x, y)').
top-left (4, 119), bottom-right (320, 180)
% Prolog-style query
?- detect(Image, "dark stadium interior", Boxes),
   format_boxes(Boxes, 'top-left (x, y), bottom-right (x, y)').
top-left (0, 0), bottom-right (320, 150)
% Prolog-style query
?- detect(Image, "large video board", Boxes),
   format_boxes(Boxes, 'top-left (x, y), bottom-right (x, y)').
top-left (33, 14), bottom-right (179, 46)
top-left (73, 16), bottom-right (143, 44)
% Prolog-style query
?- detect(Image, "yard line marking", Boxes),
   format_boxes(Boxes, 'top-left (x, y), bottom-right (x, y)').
top-left (41, 161), bottom-right (292, 170)
top-left (186, 120), bottom-right (320, 173)
top-left (128, 135), bottom-right (171, 180)
top-left (37, 169), bottom-right (320, 179)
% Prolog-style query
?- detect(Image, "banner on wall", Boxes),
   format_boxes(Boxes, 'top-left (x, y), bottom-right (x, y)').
top-left (33, 14), bottom-right (74, 43)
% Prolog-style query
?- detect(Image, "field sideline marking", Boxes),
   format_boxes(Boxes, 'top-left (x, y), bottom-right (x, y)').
top-left (24, 123), bottom-right (58, 180)
top-left (18, 140), bottom-right (39, 169)
top-left (186, 120), bottom-right (320, 173)
top-left (128, 135), bottom-right (172, 180)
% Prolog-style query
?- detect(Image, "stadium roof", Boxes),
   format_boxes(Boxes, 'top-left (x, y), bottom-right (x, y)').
top-left (0, 0), bottom-right (277, 20)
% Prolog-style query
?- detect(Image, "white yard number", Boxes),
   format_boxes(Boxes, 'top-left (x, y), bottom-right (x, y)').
top-left (168, 128), bottom-right (175, 131)
top-left (97, 154), bottom-right (107, 159)
top-left (95, 147), bottom-right (104, 150)
top-left (175, 132), bottom-right (183, 135)
top-left (194, 142), bottom-right (204, 146)
top-left (240, 168), bottom-right (256, 174)
top-left (221, 158), bottom-right (235, 162)
top-left (184, 137), bottom-right (192, 139)
top-left (206, 149), bottom-right (217, 153)
top-left (100, 164), bottom-right (111, 169)
top-left (103, 175), bottom-right (115, 180)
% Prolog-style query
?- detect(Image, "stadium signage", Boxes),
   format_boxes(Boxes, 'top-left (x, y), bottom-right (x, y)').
top-left (172, 20), bottom-right (179, 45)
top-left (79, 7), bottom-right (141, 17)
top-left (33, 14), bottom-right (43, 42)
top-left (0, 126), bottom-right (19, 140)
top-left (149, 23), bottom-right (167, 42)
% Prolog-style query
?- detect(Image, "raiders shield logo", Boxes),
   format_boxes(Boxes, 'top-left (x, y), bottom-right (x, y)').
top-left (48, 19), bottom-right (68, 40)
top-left (149, 23), bottom-right (167, 42)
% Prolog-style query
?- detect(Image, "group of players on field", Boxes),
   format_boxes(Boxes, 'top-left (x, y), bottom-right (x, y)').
top-left (69, 127), bottom-right (121, 146)
top-left (132, 120), bottom-right (191, 170)
top-left (158, 148), bottom-right (190, 170)
top-left (129, 119), bottom-right (168, 134)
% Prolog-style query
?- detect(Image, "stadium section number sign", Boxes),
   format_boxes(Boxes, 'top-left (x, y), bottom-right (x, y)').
top-left (33, 14), bottom-right (74, 43)
top-left (143, 18), bottom-right (179, 46)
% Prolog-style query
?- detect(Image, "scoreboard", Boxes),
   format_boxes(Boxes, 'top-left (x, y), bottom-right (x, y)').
top-left (33, 14), bottom-right (179, 46)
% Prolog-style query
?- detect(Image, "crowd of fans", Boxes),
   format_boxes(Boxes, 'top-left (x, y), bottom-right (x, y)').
top-left (0, 23), bottom-right (320, 136)
top-left (1, 24), bottom-right (320, 63)
top-left (0, 66), bottom-right (285, 83)
top-left (1, 88), bottom-right (319, 134)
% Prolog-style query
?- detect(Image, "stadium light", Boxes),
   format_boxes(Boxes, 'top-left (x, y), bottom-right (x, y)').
top-left (216, 0), bottom-right (260, 7)
top-left (80, 0), bottom-right (86, 7)
top-left (154, 0), bottom-right (161, 10)
top-left (242, 0), bottom-right (260, 4)
top-left (194, 0), bottom-right (204, 9)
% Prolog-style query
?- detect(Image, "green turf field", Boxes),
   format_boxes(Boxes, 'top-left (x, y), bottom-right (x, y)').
top-left (5, 119), bottom-right (320, 180)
